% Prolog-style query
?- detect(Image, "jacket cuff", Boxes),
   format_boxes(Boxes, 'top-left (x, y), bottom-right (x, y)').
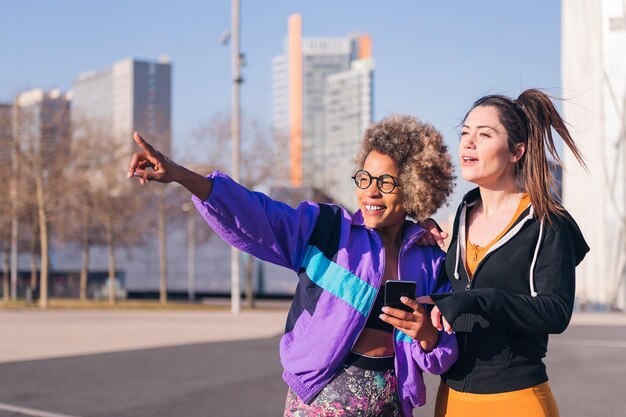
top-left (411, 330), bottom-right (458, 375)
top-left (432, 291), bottom-right (474, 328)
top-left (191, 170), bottom-right (227, 204)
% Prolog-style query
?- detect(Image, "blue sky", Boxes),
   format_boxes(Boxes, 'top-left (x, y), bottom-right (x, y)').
top-left (1, 0), bottom-right (562, 212)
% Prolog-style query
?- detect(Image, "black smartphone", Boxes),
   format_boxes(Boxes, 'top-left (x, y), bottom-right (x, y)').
top-left (384, 280), bottom-right (416, 313)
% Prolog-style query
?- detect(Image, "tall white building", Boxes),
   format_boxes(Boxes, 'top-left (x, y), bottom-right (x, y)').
top-left (271, 54), bottom-right (289, 142)
top-left (271, 14), bottom-right (374, 205)
top-left (14, 88), bottom-right (71, 165)
top-left (325, 58), bottom-right (375, 210)
top-left (562, 0), bottom-right (626, 310)
top-left (300, 37), bottom-right (352, 189)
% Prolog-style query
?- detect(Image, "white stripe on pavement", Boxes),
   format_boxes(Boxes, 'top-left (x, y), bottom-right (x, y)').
top-left (551, 338), bottom-right (626, 349)
top-left (0, 402), bottom-right (80, 417)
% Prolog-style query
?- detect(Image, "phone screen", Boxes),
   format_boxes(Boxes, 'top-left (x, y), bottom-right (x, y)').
top-left (384, 280), bottom-right (416, 313)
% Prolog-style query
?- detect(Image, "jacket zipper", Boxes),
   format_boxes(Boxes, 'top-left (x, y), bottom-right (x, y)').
top-left (454, 201), bottom-right (472, 392)
top-left (459, 203), bottom-right (532, 392)
top-left (465, 211), bottom-right (533, 291)
top-left (393, 235), bottom-right (411, 410)
top-left (310, 228), bottom-right (422, 408)
top-left (460, 251), bottom-right (472, 392)
top-left (308, 229), bottom-right (388, 402)
top-left (390, 232), bottom-right (422, 416)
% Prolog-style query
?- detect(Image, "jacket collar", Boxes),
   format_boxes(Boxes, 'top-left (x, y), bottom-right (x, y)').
top-left (461, 187), bottom-right (482, 205)
top-left (461, 187), bottom-right (534, 222)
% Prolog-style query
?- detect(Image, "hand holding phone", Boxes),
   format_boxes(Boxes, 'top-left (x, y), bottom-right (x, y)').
top-left (384, 280), bottom-right (416, 313)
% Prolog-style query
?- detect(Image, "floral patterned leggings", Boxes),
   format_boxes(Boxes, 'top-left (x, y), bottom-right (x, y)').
top-left (283, 353), bottom-right (403, 417)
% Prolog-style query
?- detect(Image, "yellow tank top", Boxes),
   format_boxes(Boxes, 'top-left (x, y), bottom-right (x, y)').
top-left (466, 194), bottom-right (531, 278)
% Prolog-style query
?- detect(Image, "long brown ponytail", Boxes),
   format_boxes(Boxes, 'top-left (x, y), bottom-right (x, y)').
top-left (465, 89), bottom-right (587, 221)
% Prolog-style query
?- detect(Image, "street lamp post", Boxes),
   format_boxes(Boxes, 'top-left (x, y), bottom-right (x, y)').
top-left (230, 0), bottom-right (242, 315)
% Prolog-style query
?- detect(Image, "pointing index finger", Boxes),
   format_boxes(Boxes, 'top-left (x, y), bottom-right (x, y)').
top-left (133, 131), bottom-right (154, 153)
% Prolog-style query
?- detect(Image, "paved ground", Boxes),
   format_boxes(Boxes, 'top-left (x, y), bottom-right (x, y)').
top-left (0, 308), bottom-right (288, 363)
top-left (0, 336), bottom-right (286, 417)
top-left (0, 309), bottom-right (624, 417)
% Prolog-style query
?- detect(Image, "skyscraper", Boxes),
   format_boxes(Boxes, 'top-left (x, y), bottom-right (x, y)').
top-left (272, 14), bottom-right (374, 207)
top-left (562, 0), bottom-right (626, 309)
top-left (72, 57), bottom-right (172, 157)
top-left (325, 58), bottom-right (374, 210)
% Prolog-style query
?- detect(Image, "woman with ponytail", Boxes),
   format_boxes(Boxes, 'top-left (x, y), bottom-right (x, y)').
top-left (419, 89), bottom-right (589, 416)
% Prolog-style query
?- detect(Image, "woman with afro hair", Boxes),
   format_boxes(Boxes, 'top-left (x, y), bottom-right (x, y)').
top-left (128, 114), bottom-right (457, 417)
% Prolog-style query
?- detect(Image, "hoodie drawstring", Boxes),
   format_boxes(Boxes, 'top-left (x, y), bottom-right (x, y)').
top-left (453, 235), bottom-right (461, 280)
top-left (453, 197), bottom-right (542, 297)
top-left (528, 219), bottom-right (543, 298)
top-left (453, 201), bottom-right (469, 281)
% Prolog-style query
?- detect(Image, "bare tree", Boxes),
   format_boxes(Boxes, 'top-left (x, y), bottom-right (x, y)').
top-left (168, 166), bottom-right (216, 302)
top-left (157, 187), bottom-right (168, 304)
top-left (191, 111), bottom-right (288, 307)
top-left (0, 105), bottom-right (12, 301)
top-left (95, 168), bottom-right (150, 304)
top-left (97, 139), bottom-right (151, 304)
top-left (0, 103), bottom-right (25, 301)
top-left (133, 123), bottom-right (174, 305)
top-left (28, 207), bottom-right (40, 293)
top-left (59, 112), bottom-right (153, 304)
top-left (57, 118), bottom-right (110, 300)
top-left (12, 91), bottom-right (71, 308)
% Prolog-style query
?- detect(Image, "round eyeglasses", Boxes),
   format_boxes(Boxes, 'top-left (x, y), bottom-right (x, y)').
top-left (352, 170), bottom-right (401, 194)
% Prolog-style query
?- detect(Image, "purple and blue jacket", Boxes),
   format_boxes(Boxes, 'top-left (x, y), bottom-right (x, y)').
top-left (193, 171), bottom-right (458, 416)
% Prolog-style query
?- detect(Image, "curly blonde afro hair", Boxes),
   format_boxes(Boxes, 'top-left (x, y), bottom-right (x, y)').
top-left (355, 114), bottom-right (455, 221)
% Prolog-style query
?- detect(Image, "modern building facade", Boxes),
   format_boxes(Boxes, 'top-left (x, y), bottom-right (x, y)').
top-left (0, 103), bottom-right (13, 168)
top-left (324, 58), bottom-right (374, 210)
top-left (14, 88), bottom-right (71, 167)
top-left (562, 0), bottom-right (626, 310)
top-left (72, 57), bottom-right (172, 158)
top-left (272, 14), bottom-right (374, 208)
top-left (271, 54), bottom-right (289, 145)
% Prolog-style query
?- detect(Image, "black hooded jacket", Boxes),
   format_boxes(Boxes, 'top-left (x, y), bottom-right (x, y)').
top-left (432, 188), bottom-right (589, 394)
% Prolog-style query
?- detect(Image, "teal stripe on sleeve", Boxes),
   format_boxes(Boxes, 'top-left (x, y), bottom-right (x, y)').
top-left (395, 330), bottom-right (414, 344)
top-left (301, 245), bottom-right (377, 316)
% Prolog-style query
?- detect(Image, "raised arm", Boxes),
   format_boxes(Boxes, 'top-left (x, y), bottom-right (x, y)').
top-left (128, 132), bottom-right (321, 271)
top-left (127, 132), bottom-right (213, 200)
